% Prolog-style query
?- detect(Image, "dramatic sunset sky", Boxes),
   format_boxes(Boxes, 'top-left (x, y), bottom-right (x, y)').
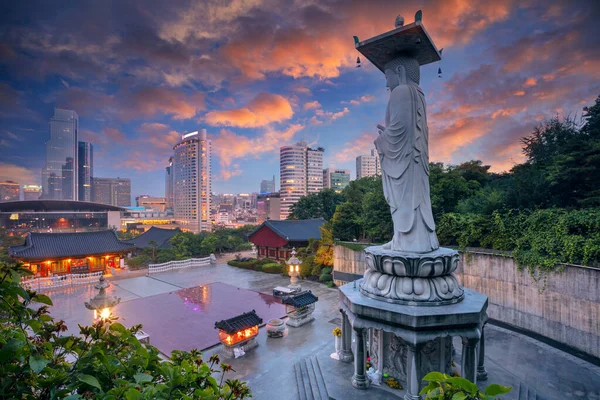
top-left (1, 0), bottom-right (599, 196)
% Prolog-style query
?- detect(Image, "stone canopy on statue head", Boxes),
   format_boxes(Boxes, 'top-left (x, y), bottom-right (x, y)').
top-left (355, 17), bottom-right (442, 73)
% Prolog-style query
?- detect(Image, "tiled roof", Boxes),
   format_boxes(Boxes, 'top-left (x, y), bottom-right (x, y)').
top-left (214, 310), bottom-right (263, 334)
top-left (282, 290), bottom-right (319, 307)
top-left (126, 227), bottom-right (181, 249)
top-left (249, 219), bottom-right (324, 242)
top-left (9, 230), bottom-right (134, 260)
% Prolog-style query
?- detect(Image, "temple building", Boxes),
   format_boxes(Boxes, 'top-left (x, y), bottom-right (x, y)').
top-left (9, 230), bottom-right (133, 276)
top-left (248, 219), bottom-right (324, 260)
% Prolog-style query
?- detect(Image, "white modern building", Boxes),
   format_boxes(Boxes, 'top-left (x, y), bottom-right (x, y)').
top-left (356, 148), bottom-right (381, 179)
top-left (279, 141), bottom-right (324, 219)
top-left (172, 129), bottom-right (212, 233)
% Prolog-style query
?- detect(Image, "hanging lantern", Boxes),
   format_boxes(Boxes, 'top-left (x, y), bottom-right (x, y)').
top-left (438, 67), bottom-right (442, 78)
top-left (356, 57), bottom-right (361, 68)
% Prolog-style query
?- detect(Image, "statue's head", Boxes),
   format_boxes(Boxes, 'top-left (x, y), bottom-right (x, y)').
top-left (384, 56), bottom-right (420, 89)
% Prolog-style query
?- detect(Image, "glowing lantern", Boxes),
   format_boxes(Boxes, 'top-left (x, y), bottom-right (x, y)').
top-left (85, 276), bottom-right (120, 322)
top-left (286, 248), bottom-right (302, 290)
top-left (215, 310), bottom-right (262, 357)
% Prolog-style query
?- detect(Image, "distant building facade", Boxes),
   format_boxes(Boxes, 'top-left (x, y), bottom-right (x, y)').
top-left (42, 108), bottom-right (79, 200)
top-left (323, 168), bottom-right (351, 192)
top-left (356, 149), bottom-right (381, 179)
top-left (92, 177), bottom-right (131, 207)
top-left (0, 181), bottom-right (20, 202)
top-left (256, 192), bottom-right (281, 223)
top-left (165, 156), bottom-right (174, 210)
top-left (78, 141), bottom-right (93, 202)
top-left (136, 195), bottom-right (167, 212)
top-left (260, 176), bottom-right (276, 193)
top-left (279, 142), bottom-right (324, 219)
top-left (172, 129), bottom-right (212, 233)
top-left (23, 185), bottom-right (42, 201)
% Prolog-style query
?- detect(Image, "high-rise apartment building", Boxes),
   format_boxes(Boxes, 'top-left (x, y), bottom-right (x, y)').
top-left (260, 176), bottom-right (276, 193)
top-left (92, 177), bottom-right (131, 207)
top-left (165, 156), bottom-right (174, 210)
top-left (0, 181), bottom-right (20, 202)
top-left (42, 108), bottom-right (79, 200)
top-left (279, 141), bottom-right (324, 219)
top-left (78, 141), bottom-right (93, 202)
top-left (356, 149), bottom-right (381, 179)
top-left (323, 168), bottom-right (351, 193)
top-left (23, 185), bottom-right (42, 201)
top-left (172, 129), bottom-right (212, 233)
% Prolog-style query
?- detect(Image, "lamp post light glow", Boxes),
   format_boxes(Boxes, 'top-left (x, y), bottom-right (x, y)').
top-left (286, 247), bottom-right (302, 291)
top-left (85, 276), bottom-right (120, 322)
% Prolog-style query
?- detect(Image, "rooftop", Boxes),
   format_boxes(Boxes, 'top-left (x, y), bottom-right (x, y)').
top-left (0, 200), bottom-right (125, 212)
top-left (9, 230), bottom-right (133, 260)
top-left (249, 218), bottom-right (325, 242)
top-left (215, 310), bottom-right (264, 335)
top-left (125, 226), bottom-right (181, 249)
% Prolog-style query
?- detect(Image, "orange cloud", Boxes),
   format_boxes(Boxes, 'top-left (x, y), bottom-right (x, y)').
top-left (0, 162), bottom-right (39, 185)
top-left (334, 131), bottom-right (377, 163)
top-left (210, 123), bottom-right (303, 179)
top-left (315, 107), bottom-right (350, 122)
top-left (304, 100), bottom-right (321, 110)
top-left (524, 78), bottom-right (537, 86)
top-left (204, 93), bottom-right (293, 128)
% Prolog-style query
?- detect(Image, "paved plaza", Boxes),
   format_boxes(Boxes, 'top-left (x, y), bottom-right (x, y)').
top-left (44, 261), bottom-right (600, 399)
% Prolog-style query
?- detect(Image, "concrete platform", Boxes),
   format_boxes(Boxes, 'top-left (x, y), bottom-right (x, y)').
top-left (45, 260), bottom-right (600, 399)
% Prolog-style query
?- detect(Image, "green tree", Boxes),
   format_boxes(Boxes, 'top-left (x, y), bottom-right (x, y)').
top-left (361, 188), bottom-right (393, 243)
top-left (288, 189), bottom-right (344, 221)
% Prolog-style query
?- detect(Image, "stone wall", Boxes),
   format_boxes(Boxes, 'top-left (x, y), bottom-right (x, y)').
top-left (332, 244), bottom-right (367, 287)
top-left (333, 245), bottom-right (600, 359)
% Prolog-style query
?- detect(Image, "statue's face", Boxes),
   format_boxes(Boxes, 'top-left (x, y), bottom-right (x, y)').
top-left (385, 69), bottom-right (400, 91)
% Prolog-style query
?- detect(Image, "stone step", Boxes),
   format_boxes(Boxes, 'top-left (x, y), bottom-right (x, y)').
top-left (517, 383), bottom-right (548, 400)
top-left (294, 356), bottom-right (331, 400)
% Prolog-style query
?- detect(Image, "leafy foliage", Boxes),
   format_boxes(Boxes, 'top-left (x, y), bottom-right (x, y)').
top-left (288, 189), bottom-right (344, 221)
top-left (420, 372), bottom-right (511, 399)
top-left (0, 261), bottom-right (251, 399)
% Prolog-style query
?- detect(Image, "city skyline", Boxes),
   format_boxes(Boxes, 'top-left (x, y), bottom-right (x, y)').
top-left (0, 1), bottom-right (599, 196)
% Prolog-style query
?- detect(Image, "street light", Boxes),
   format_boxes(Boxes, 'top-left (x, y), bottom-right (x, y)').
top-left (286, 247), bottom-right (302, 291)
top-left (85, 276), bottom-right (120, 322)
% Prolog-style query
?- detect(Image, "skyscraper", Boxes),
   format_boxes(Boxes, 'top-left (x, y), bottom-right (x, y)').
top-left (0, 181), bottom-right (20, 202)
top-left (323, 168), bottom-right (351, 193)
top-left (172, 129), bottom-right (212, 233)
top-left (92, 177), bottom-right (131, 207)
top-left (279, 141), bottom-right (324, 219)
top-left (356, 148), bottom-right (381, 179)
top-left (78, 141), bottom-right (93, 202)
top-left (23, 185), bottom-right (42, 201)
top-left (165, 156), bottom-right (174, 210)
top-left (260, 176), bottom-right (276, 193)
top-left (42, 108), bottom-right (79, 200)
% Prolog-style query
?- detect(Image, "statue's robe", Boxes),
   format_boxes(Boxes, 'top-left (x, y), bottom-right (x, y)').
top-left (374, 82), bottom-right (439, 253)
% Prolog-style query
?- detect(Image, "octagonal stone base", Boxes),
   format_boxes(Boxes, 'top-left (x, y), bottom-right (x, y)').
top-left (360, 246), bottom-right (464, 306)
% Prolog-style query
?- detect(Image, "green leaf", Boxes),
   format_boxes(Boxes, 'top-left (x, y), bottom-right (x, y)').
top-left (422, 371), bottom-right (449, 382)
top-left (64, 395), bottom-right (83, 400)
top-left (485, 384), bottom-right (513, 396)
top-left (29, 355), bottom-right (50, 373)
top-left (419, 381), bottom-right (439, 394)
top-left (125, 388), bottom-right (141, 400)
top-left (79, 374), bottom-right (102, 390)
top-left (25, 319), bottom-right (42, 333)
top-left (109, 322), bottom-right (127, 333)
top-left (134, 373), bottom-right (153, 384)
top-left (33, 294), bottom-right (53, 305)
top-left (452, 393), bottom-right (468, 400)
top-left (446, 377), bottom-right (479, 393)
top-left (0, 338), bottom-right (23, 362)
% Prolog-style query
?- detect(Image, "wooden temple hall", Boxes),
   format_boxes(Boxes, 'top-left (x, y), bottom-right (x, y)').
top-left (9, 230), bottom-right (133, 276)
top-left (248, 219), bottom-right (324, 260)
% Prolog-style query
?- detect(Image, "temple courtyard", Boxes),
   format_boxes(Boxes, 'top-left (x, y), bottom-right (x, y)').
top-left (44, 259), bottom-right (600, 399)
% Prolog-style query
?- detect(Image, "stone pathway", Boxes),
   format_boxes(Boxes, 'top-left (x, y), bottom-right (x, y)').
top-left (45, 262), bottom-right (600, 399)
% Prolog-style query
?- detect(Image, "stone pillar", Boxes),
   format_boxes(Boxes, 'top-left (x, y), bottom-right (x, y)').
top-left (405, 343), bottom-right (424, 400)
top-left (461, 337), bottom-right (479, 384)
top-left (340, 311), bottom-right (354, 363)
top-left (477, 325), bottom-right (488, 381)
top-left (351, 327), bottom-right (369, 389)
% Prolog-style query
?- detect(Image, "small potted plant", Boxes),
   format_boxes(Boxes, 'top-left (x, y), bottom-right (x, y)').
top-left (330, 327), bottom-right (342, 360)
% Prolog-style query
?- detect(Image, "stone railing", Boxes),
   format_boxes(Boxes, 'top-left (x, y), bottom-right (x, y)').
top-left (21, 271), bottom-right (104, 291)
top-left (333, 244), bottom-right (600, 359)
top-left (147, 255), bottom-right (216, 274)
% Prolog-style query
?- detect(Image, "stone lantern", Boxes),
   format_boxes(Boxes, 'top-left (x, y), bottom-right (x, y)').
top-left (286, 247), bottom-right (302, 291)
top-left (85, 276), bottom-right (121, 321)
